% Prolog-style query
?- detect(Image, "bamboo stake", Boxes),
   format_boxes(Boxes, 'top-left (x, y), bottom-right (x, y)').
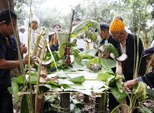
top-left (35, 39), bottom-right (47, 113)
top-left (27, 0), bottom-right (34, 112)
top-left (68, 9), bottom-right (75, 42)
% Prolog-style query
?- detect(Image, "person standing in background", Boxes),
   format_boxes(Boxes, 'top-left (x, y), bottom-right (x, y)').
top-left (19, 25), bottom-right (25, 43)
top-left (72, 18), bottom-right (87, 51)
top-left (49, 24), bottom-right (62, 51)
top-left (97, 23), bottom-right (119, 58)
top-left (23, 15), bottom-right (40, 52)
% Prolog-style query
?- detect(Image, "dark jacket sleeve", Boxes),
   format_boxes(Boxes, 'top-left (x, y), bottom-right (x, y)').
top-left (141, 70), bottom-right (154, 88)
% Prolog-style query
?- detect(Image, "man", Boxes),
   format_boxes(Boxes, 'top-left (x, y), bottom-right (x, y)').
top-left (0, 9), bottom-right (31, 113)
top-left (109, 18), bottom-right (146, 112)
top-left (23, 15), bottom-right (40, 51)
top-left (72, 18), bottom-right (86, 51)
top-left (98, 23), bottom-right (119, 58)
top-left (72, 18), bottom-right (81, 26)
top-left (110, 18), bottom-right (146, 80)
top-left (124, 47), bottom-right (154, 89)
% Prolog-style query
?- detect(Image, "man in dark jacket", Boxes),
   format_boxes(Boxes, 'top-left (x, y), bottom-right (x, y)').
top-left (0, 9), bottom-right (32, 113)
top-left (97, 23), bottom-right (119, 58)
top-left (124, 47), bottom-right (154, 89)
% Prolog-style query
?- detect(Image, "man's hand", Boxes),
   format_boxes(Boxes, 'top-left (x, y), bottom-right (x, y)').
top-left (20, 44), bottom-right (27, 54)
top-left (102, 52), bottom-right (110, 58)
top-left (23, 55), bottom-right (37, 64)
top-left (123, 79), bottom-right (138, 91)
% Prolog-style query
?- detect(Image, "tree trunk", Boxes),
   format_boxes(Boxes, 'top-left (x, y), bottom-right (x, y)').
top-left (0, 0), bottom-right (14, 11)
top-left (143, 28), bottom-right (148, 48)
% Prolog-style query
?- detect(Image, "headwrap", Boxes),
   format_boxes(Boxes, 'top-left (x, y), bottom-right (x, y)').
top-left (143, 47), bottom-right (154, 58)
top-left (24, 14), bottom-right (40, 29)
top-left (109, 18), bottom-right (124, 32)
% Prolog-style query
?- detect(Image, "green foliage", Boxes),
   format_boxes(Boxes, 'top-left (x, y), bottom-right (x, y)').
top-left (138, 106), bottom-right (152, 113)
top-left (87, 57), bottom-right (99, 64)
top-left (132, 82), bottom-right (146, 103)
top-left (100, 58), bottom-right (116, 73)
top-left (71, 20), bottom-right (100, 37)
top-left (146, 88), bottom-right (154, 100)
top-left (20, 94), bottom-right (29, 113)
top-left (69, 76), bottom-right (85, 84)
top-left (9, 79), bottom-right (20, 102)
top-left (46, 81), bottom-right (60, 88)
top-left (71, 20), bottom-right (100, 42)
top-left (103, 44), bottom-right (119, 57)
top-left (97, 72), bottom-right (116, 86)
top-left (110, 85), bottom-right (127, 103)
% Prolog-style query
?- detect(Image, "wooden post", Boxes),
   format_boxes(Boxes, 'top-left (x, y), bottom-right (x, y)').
top-left (60, 93), bottom-right (70, 112)
top-left (84, 94), bottom-right (90, 103)
top-left (95, 93), bottom-right (107, 113)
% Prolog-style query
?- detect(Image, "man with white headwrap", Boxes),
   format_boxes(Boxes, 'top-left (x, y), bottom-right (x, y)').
top-left (22, 15), bottom-right (41, 56)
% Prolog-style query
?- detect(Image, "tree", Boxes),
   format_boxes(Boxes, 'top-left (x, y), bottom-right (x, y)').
top-left (0, 0), bottom-right (14, 10)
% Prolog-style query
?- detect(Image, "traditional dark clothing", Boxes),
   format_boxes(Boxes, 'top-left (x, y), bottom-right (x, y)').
top-left (116, 33), bottom-right (146, 80)
top-left (0, 34), bottom-right (18, 113)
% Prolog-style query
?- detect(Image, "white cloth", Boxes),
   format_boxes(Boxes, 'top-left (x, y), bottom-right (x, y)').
top-left (76, 38), bottom-right (86, 50)
top-left (21, 28), bottom-right (39, 57)
top-left (150, 40), bottom-right (154, 47)
top-left (19, 32), bottom-right (25, 44)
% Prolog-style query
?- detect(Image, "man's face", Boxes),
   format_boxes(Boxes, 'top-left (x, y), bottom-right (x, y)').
top-left (111, 30), bottom-right (127, 43)
top-left (31, 21), bottom-right (38, 30)
top-left (3, 19), bottom-right (17, 36)
top-left (100, 30), bottom-right (109, 39)
top-left (73, 20), bottom-right (81, 26)
top-left (146, 55), bottom-right (154, 67)
top-left (53, 25), bottom-right (61, 32)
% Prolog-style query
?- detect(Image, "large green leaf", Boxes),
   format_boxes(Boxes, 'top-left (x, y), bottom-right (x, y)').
top-left (15, 76), bottom-right (25, 85)
top-left (101, 58), bottom-right (116, 72)
top-left (97, 72), bottom-right (114, 81)
top-left (102, 44), bottom-right (119, 57)
top-left (69, 76), bottom-right (85, 84)
top-left (87, 57), bottom-right (100, 67)
top-left (46, 80), bottom-right (60, 88)
top-left (97, 72), bottom-right (116, 86)
top-left (110, 87), bottom-right (127, 103)
top-left (82, 49), bottom-right (98, 57)
top-left (71, 20), bottom-right (100, 38)
top-left (132, 82), bottom-right (146, 103)
top-left (11, 80), bottom-right (19, 101)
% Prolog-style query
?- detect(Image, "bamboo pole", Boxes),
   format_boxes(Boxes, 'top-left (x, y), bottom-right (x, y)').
top-left (27, 0), bottom-right (34, 112)
top-left (35, 40), bottom-right (47, 113)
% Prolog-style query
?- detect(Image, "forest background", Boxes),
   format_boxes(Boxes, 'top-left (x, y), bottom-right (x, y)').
top-left (1, 0), bottom-right (154, 48)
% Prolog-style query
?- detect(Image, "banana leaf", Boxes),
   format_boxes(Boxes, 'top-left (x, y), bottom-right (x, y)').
top-left (132, 82), bottom-right (146, 103)
top-left (69, 76), bottom-right (85, 84)
top-left (87, 57), bottom-right (100, 67)
top-left (110, 87), bottom-right (127, 103)
top-left (102, 44), bottom-right (119, 57)
top-left (101, 58), bottom-right (116, 72)
top-left (71, 20), bottom-right (100, 38)
top-left (82, 49), bottom-right (98, 57)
